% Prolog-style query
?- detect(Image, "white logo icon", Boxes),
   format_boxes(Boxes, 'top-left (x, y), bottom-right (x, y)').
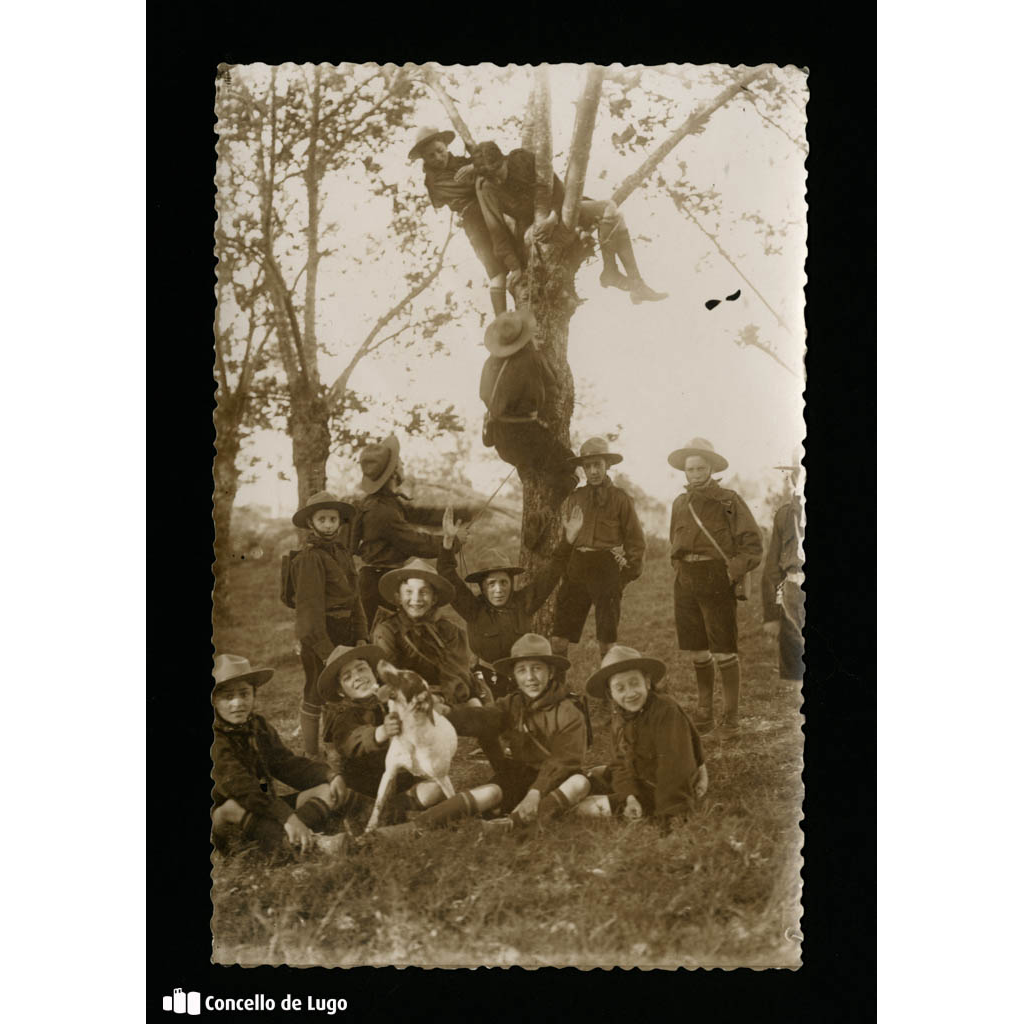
top-left (162, 989), bottom-right (200, 1015)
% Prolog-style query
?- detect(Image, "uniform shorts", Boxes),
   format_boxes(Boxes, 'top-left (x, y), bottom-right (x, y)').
top-left (488, 760), bottom-right (578, 813)
top-left (553, 549), bottom-right (623, 644)
top-left (673, 559), bottom-right (738, 654)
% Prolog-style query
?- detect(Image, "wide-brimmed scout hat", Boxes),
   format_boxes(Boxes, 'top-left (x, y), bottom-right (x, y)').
top-left (584, 645), bottom-right (666, 699)
top-left (484, 309), bottom-right (537, 357)
top-left (379, 557), bottom-right (455, 608)
top-left (568, 436), bottom-right (623, 467)
top-left (773, 445), bottom-right (804, 472)
top-left (358, 435), bottom-right (401, 494)
top-left (465, 550), bottom-right (526, 586)
top-left (291, 490), bottom-right (356, 529)
top-left (493, 633), bottom-right (571, 679)
top-left (408, 125), bottom-right (456, 162)
top-left (316, 643), bottom-right (386, 704)
top-left (212, 653), bottom-right (275, 693)
top-left (667, 437), bottom-right (729, 474)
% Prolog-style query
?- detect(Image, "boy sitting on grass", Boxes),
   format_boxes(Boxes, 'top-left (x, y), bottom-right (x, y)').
top-left (319, 643), bottom-right (450, 824)
top-left (372, 634), bottom-right (592, 838)
top-left (210, 654), bottom-right (362, 857)
top-left (576, 645), bottom-right (708, 827)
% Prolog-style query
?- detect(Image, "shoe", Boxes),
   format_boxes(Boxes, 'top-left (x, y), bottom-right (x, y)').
top-left (716, 712), bottom-right (740, 737)
top-left (599, 267), bottom-right (633, 292)
top-left (313, 833), bottom-right (349, 856)
top-left (629, 279), bottom-right (669, 304)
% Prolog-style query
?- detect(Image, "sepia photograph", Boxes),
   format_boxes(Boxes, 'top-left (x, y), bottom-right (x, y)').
top-left (210, 60), bottom-right (808, 969)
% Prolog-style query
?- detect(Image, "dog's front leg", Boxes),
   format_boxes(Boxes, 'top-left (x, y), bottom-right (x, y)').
top-left (366, 767), bottom-right (399, 833)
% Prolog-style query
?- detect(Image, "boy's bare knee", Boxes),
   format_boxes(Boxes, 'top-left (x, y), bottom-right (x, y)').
top-left (576, 794), bottom-right (612, 818)
top-left (712, 652), bottom-right (737, 664)
top-left (212, 799), bottom-right (246, 830)
top-left (688, 650), bottom-right (712, 665)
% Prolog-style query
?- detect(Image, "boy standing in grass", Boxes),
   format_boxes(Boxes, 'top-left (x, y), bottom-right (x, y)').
top-left (211, 654), bottom-right (362, 857)
top-left (290, 490), bottom-right (366, 758)
top-left (577, 645), bottom-right (708, 826)
top-left (318, 643), bottom-right (449, 822)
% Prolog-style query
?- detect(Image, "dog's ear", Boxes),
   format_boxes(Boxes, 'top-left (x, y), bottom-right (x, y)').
top-left (375, 683), bottom-right (394, 705)
top-left (377, 660), bottom-right (398, 682)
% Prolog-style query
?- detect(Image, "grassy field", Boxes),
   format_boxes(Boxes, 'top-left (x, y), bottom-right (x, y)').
top-left (211, 549), bottom-right (803, 969)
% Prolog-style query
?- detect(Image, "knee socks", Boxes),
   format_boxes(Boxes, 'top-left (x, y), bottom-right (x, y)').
top-left (694, 658), bottom-right (716, 716)
top-left (299, 700), bottom-right (322, 758)
top-left (489, 287), bottom-right (507, 315)
top-left (718, 655), bottom-right (740, 717)
top-left (408, 789), bottom-right (487, 831)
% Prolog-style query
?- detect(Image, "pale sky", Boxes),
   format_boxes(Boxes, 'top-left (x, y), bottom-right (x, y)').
top-left (226, 64), bottom-right (808, 530)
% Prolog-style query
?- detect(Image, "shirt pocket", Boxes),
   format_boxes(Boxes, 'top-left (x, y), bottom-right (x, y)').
top-left (591, 507), bottom-right (623, 548)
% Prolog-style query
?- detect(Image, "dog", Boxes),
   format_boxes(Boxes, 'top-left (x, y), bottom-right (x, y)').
top-left (363, 661), bottom-right (458, 833)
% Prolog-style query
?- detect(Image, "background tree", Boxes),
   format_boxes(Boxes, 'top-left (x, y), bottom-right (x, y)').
top-left (216, 63), bottom-right (467, 510)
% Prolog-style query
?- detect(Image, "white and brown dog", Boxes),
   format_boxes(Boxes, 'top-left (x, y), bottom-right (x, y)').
top-left (364, 661), bottom-right (458, 833)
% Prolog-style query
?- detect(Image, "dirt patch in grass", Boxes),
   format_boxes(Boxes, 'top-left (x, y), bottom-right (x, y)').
top-left (211, 554), bottom-right (803, 968)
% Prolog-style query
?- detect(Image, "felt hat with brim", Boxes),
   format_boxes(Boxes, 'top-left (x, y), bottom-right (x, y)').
top-left (493, 633), bottom-right (571, 679)
top-left (484, 309), bottom-right (537, 357)
top-left (359, 435), bottom-right (401, 494)
top-left (465, 550), bottom-right (526, 586)
top-left (291, 490), bottom-right (356, 529)
top-left (316, 643), bottom-right (385, 704)
top-left (408, 126), bottom-right (456, 162)
top-left (212, 653), bottom-right (275, 693)
top-left (379, 558), bottom-right (455, 608)
top-left (568, 436), bottom-right (623, 467)
top-left (585, 645), bottom-right (666, 699)
top-left (667, 437), bottom-right (729, 474)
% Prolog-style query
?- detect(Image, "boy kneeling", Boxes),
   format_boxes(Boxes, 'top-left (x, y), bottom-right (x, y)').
top-left (375, 634), bottom-right (591, 836)
top-left (577, 646), bottom-right (708, 826)
top-left (211, 654), bottom-right (362, 857)
top-left (319, 643), bottom-right (449, 824)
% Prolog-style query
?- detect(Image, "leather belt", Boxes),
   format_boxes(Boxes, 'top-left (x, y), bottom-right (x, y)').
top-left (575, 546), bottom-right (610, 553)
top-left (681, 553), bottom-right (717, 562)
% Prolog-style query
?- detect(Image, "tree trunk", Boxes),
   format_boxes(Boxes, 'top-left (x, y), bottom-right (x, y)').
top-left (212, 413), bottom-right (242, 627)
top-left (289, 391), bottom-right (332, 509)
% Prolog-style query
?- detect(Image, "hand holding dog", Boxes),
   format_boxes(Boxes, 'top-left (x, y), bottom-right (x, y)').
top-left (284, 814), bottom-right (314, 853)
top-left (374, 713), bottom-right (402, 745)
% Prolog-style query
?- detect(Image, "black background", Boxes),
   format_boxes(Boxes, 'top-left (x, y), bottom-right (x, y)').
top-left (148, 7), bottom-right (875, 1020)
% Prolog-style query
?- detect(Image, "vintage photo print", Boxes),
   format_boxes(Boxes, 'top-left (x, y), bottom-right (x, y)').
top-left (211, 61), bottom-right (807, 969)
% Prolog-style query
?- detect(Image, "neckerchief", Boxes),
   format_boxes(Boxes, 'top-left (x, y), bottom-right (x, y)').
top-left (395, 610), bottom-right (449, 664)
top-left (214, 714), bottom-right (277, 797)
top-left (586, 477), bottom-right (611, 508)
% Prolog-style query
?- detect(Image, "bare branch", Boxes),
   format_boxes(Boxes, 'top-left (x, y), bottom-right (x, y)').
top-left (531, 65), bottom-right (554, 225)
top-left (325, 216), bottom-right (457, 411)
top-left (611, 64), bottom-right (769, 207)
top-left (561, 65), bottom-right (605, 230)
top-left (421, 65), bottom-right (476, 150)
top-left (742, 86), bottom-right (808, 154)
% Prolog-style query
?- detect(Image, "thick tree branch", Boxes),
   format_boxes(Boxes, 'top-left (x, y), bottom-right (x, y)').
top-left (532, 64), bottom-right (554, 225)
top-left (561, 65), bottom-right (605, 229)
top-left (611, 65), bottom-right (769, 207)
top-left (325, 217), bottom-right (456, 411)
top-left (520, 80), bottom-right (537, 151)
top-left (420, 65), bottom-right (476, 150)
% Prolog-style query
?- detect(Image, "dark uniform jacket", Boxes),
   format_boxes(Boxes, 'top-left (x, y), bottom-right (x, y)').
top-left (211, 713), bottom-right (334, 825)
top-left (322, 695), bottom-right (387, 785)
top-left (669, 481), bottom-right (764, 583)
top-left (372, 607), bottom-right (473, 705)
top-left (480, 148), bottom-right (567, 272)
top-left (291, 535), bottom-right (367, 662)
top-left (610, 692), bottom-right (705, 821)
top-left (437, 540), bottom-right (572, 666)
top-left (354, 492), bottom-right (451, 570)
top-left (424, 152), bottom-right (477, 215)
top-left (761, 495), bottom-right (804, 621)
top-left (454, 677), bottom-right (586, 795)
top-left (565, 478), bottom-right (646, 581)
top-left (479, 345), bottom-right (557, 421)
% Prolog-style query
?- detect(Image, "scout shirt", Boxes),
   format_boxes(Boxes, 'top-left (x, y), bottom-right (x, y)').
top-left (669, 480), bottom-right (764, 583)
top-left (372, 606), bottom-right (473, 706)
top-left (610, 691), bottom-right (705, 820)
top-left (321, 695), bottom-right (388, 786)
top-left (479, 343), bottom-right (557, 421)
top-left (423, 152), bottom-right (477, 215)
top-left (478, 148), bottom-right (567, 272)
top-left (211, 713), bottom-right (335, 825)
top-left (292, 534), bottom-right (368, 662)
top-left (355, 492), bottom-right (455, 570)
top-left (761, 494), bottom-right (805, 622)
top-left (564, 478), bottom-right (646, 582)
top-left (437, 539), bottom-right (572, 666)
top-left (452, 677), bottom-right (586, 795)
